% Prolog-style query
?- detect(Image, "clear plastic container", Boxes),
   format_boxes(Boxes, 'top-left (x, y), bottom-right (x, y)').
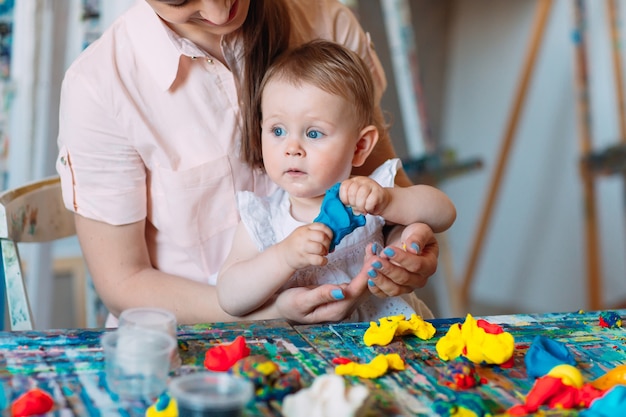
top-left (101, 327), bottom-right (176, 401)
top-left (168, 372), bottom-right (254, 417)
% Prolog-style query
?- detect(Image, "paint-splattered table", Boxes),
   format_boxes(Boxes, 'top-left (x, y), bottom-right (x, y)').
top-left (1, 310), bottom-right (625, 416)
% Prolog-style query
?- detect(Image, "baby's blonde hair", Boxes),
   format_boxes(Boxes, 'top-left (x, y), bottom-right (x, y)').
top-left (245, 39), bottom-right (387, 169)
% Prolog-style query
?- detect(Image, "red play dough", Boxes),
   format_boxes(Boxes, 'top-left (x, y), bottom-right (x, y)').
top-left (507, 376), bottom-right (604, 415)
top-left (11, 389), bottom-right (54, 417)
top-left (204, 335), bottom-right (251, 371)
top-left (476, 319), bottom-right (504, 334)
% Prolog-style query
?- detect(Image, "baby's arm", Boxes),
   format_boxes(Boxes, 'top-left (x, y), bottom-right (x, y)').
top-left (340, 176), bottom-right (456, 233)
top-left (216, 221), bottom-right (333, 317)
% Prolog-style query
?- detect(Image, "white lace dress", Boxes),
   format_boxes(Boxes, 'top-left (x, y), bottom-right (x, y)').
top-left (236, 159), bottom-right (433, 322)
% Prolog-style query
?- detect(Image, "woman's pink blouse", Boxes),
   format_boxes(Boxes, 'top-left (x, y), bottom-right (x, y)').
top-left (56, 0), bottom-right (387, 283)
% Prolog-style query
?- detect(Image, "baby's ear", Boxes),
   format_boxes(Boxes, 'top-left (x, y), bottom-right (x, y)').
top-left (352, 125), bottom-right (379, 167)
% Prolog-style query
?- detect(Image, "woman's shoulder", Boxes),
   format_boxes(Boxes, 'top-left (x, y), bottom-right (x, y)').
top-left (64, 1), bottom-right (164, 85)
top-left (285, 0), bottom-right (360, 42)
top-left (64, 14), bottom-right (130, 87)
top-left (284, 0), bottom-right (385, 96)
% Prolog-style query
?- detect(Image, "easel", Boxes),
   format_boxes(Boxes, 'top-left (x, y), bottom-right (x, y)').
top-left (571, 0), bottom-right (603, 310)
top-left (578, 0), bottom-right (626, 309)
top-left (460, 0), bottom-right (625, 312)
top-left (459, 0), bottom-right (555, 311)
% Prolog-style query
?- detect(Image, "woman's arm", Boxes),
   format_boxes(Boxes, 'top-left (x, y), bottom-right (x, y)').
top-left (77, 214), bottom-right (354, 324)
top-left (75, 214), bottom-right (238, 324)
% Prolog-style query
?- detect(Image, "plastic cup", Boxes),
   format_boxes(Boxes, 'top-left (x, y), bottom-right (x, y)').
top-left (168, 372), bottom-right (254, 417)
top-left (118, 307), bottom-right (181, 369)
top-left (101, 327), bottom-right (176, 401)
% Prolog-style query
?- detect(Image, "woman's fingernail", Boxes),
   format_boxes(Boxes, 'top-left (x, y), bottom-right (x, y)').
top-left (331, 289), bottom-right (345, 300)
top-left (383, 248), bottom-right (395, 257)
top-left (411, 242), bottom-right (420, 253)
top-left (367, 269), bottom-right (377, 278)
top-left (368, 279), bottom-right (376, 287)
top-left (372, 261), bottom-right (382, 269)
top-left (372, 242), bottom-right (379, 254)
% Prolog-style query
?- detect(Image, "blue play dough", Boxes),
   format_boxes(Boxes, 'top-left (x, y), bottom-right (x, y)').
top-left (155, 393), bottom-right (171, 411)
top-left (525, 335), bottom-right (577, 379)
top-left (313, 183), bottom-right (366, 252)
top-left (580, 385), bottom-right (626, 417)
top-left (0, 381), bottom-right (9, 410)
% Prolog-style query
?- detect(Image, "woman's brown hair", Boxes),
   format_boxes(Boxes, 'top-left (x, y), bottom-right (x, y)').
top-left (246, 39), bottom-right (387, 169)
top-left (238, 0), bottom-right (291, 167)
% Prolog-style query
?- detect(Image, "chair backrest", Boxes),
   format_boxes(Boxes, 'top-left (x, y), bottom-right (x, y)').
top-left (0, 176), bottom-right (76, 330)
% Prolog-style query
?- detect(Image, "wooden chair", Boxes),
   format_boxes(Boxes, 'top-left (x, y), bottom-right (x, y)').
top-left (0, 176), bottom-right (77, 330)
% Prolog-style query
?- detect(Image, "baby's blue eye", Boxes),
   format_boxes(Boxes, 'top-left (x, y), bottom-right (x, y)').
top-left (272, 127), bottom-right (286, 137)
top-left (306, 130), bottom-right (323, 139)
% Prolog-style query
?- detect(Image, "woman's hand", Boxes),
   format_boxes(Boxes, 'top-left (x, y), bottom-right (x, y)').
top-left (271, 223), bottom-right (439, 323)
top-left (366, 223), bottom-right (439, 297)
top-left (274, 251), bottom-right (376, 323)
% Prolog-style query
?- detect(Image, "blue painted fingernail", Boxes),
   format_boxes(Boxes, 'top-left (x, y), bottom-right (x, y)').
top-left (368, 279), bottom-right (376, 287)
top-left (367, 269), bottom-right (377, 278)
top-left (411, 242), bottom-right (420, 253)
top-left (331, 289), bottom-right (345, 300)
top-left (372, 261), bottom-right (382, 269)
top-left (372, 242), bottom-right (379, 254)
top-left (383, 248), bottom-right (395, 257)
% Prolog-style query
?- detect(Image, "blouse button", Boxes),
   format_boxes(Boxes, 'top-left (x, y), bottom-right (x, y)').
top-left (207, 58), bottom-right (214, 64)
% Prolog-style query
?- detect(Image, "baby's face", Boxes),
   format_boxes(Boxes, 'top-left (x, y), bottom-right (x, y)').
top-left (260, 79), bottom-right (361, 200)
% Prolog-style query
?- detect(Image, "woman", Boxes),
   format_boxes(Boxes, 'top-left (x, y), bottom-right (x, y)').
top-left (56, 0), bottom-right (440, 326)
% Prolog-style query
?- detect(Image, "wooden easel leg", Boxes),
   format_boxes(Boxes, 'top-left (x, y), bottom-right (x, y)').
top-left (459, 0), bottom-right (554, 310)
top-left (573, 0), bottom-right (603, 310)
top-left (607, 0), bottom-right (626, 309)
top-left (607, 0), bottom-right (626, 140)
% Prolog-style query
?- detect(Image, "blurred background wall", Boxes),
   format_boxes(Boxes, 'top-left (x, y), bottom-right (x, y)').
top-left (356, 0), bottom-right (626, 317)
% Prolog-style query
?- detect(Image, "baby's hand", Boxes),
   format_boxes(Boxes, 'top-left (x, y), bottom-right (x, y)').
top-left (279, 223), bottom-right (332, 270)
top-left (340, 177), bottom-right (389, 216)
